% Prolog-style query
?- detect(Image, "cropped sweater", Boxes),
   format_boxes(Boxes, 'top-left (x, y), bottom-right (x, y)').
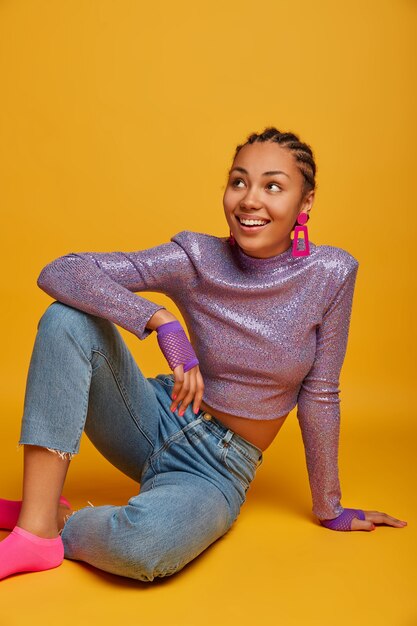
top-left (37, 230), bottom-right (359, 520)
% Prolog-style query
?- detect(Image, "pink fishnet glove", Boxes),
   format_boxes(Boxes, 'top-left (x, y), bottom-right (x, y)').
top-left (156, 320), bottom-right (199, 373)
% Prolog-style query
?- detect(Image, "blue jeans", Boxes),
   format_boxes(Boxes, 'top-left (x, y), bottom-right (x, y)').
top-left (18, 301), bottom-right (264, 582)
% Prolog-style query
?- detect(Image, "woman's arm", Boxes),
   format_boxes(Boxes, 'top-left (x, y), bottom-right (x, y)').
top-left (296, 261), bottom-right (359, 521)
top-left (37, 239), bottom-right (197, 340)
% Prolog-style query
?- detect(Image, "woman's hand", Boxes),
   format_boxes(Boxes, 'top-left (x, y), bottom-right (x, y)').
top-left (170, 363), bottom-right (205, 417)
top-left (149, 310), bottom-right (202, 415)
top-left (321, 507), bottom-right (408, 531)
top-left (351, 510), bottom-right (408, 531)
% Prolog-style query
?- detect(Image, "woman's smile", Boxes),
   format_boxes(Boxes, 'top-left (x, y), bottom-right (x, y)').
top-left (235, 214), bottom-right (270, 233)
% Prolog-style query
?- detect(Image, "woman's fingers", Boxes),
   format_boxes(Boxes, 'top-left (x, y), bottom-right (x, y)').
top-left (367, 511), bottom-right (408, 528)
top-left (177, 370), bottom-right (197, 416)
top-left (192, 368), bottom-right (205, 414)
top-left (170, 364), bottom-right (185, 412)
top-left (170, 365), bottom-right (200, 416)
top-left (350, 510), bottom-right (408, 531)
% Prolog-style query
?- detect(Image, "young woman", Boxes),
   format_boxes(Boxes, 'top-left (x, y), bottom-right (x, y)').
top-left (0, 127), bottom-right (407, 582)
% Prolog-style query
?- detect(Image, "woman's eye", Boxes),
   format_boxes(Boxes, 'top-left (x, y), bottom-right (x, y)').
top-left (267, 182), bottom-right (281, 192)
top-left (230, 178), bottom-right (280, 191)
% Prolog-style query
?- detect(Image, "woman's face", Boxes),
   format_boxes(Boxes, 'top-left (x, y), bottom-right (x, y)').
top-left (223, 141), bottom-right (315, 259)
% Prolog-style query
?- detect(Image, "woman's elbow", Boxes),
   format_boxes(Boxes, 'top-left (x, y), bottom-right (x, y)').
top-left (37, 254), bottom-right (75, 290)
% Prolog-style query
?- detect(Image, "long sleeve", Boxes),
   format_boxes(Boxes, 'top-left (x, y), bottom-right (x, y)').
top-left (296, 261), bottom-right (359, 520)
top-left (36, 238), bottom-right (198, 340)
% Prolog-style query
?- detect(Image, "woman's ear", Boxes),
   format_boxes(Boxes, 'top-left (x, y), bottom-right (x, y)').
top-left (303, 190), bottom-right (315, 213)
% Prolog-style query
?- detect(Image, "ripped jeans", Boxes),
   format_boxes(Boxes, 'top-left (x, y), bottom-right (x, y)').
top-left (18, 301), bottom-right (264, 582)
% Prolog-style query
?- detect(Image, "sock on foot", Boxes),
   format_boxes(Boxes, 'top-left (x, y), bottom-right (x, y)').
top-left (0, 526), bottom-right (64, 580)
top-left (0, 499), bottom-right (21, 530)
top-left (0, 496), bottom-right (72, 530)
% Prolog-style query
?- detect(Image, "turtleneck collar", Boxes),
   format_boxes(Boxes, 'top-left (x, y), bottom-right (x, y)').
top-left (232, 238), bottom-right (314, 271)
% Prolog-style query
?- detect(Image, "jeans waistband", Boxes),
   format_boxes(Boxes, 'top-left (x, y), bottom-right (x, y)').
top-left (197, 409), bottom-right (263, 466)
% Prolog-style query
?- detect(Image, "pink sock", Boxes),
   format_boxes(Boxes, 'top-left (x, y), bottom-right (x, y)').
top-left (0, 499), bottom-right (21, 530)
top-left (0, 495), bottom-right (72, 530)
top-left (0, 526), bottom-right (64, 580)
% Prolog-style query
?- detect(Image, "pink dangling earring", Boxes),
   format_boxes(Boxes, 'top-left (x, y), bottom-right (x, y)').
top-left (292, 212), bottom-right (310, 257)
top-left (229, 229), bottom-right (236, 246)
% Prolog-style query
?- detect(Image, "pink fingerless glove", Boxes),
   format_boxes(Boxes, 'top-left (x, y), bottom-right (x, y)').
top-left (156, 320), bottom-right (199, 373)
top-left (319, 508), bottom-right (365, 531)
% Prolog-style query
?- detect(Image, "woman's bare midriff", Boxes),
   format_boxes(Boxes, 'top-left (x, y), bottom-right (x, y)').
top-left (199, 399), bottom-right (289, 452)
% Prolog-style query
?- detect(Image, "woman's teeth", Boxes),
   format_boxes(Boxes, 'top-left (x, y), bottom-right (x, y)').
top-left (236, 216), bottom-right (269, 228)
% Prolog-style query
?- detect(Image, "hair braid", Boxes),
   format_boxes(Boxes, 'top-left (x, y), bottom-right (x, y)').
top-left (233, 126), bottom-right (316, 197)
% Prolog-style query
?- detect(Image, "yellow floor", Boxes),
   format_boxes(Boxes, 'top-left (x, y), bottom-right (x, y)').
top-left (1, 406), bottom-right (415, 626)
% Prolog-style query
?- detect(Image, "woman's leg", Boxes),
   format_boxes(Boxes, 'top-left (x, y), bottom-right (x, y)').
top-left (17, 446), bottom-right (71, 537)
top-left (2, 300), bottom-right (261, 582)
top-left (18, 300), bottom-right (160, 475)
top-left (1, 300), bottom-right (162, 578)
top-left (59, 376), bottom-right (261, 582)
top-left (61, 469), bottom-right (233, 582)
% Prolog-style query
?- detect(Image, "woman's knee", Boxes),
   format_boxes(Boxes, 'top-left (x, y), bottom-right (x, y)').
top-left (108, 509), bottom-right (228, 582)
top-left (62, 508), bottom-right (189, 582)
top-left (105, 543), bottom-right (188, 582)
top-left (38, 301), bottom-right (87, 331)
top-left (63, 534), bottom-right (185, 582)
top-left (37, 302), bottom-right (112, 343)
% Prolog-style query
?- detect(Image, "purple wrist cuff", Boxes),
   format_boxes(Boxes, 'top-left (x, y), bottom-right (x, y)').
top-left (156, 320), bottom-right (199, 373)
top-left (320, 508), bottom-right (365, 531)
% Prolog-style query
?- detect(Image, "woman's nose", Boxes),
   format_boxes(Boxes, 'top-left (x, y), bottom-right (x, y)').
top-left (240, 189), bottom-right (263, 209)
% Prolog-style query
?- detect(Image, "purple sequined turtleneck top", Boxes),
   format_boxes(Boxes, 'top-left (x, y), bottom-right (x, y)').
top-left (37, 230), bottom-right (359, 520)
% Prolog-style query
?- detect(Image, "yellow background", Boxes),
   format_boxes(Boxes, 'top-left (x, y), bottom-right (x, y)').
top-left (0, 0), bottom-right (415, 624)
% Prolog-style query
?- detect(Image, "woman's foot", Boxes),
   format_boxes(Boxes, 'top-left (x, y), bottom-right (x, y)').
top-left (0, 497), bottom-right (71, 580)
top-left (0, 526), bottom-right (64, 580)
top-left (0, 499), bottom-right (21, 530)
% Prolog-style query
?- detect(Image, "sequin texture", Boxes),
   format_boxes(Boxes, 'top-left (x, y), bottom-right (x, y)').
top-left (36, 230), bottom-right (359, 519)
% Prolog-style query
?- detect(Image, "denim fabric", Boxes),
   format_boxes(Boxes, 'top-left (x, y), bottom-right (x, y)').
top-left (18, 301), bottom-right (264, 582)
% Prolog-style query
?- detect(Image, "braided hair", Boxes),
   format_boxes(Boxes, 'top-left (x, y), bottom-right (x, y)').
top-left (233, 127), bottom-right (317, 199)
